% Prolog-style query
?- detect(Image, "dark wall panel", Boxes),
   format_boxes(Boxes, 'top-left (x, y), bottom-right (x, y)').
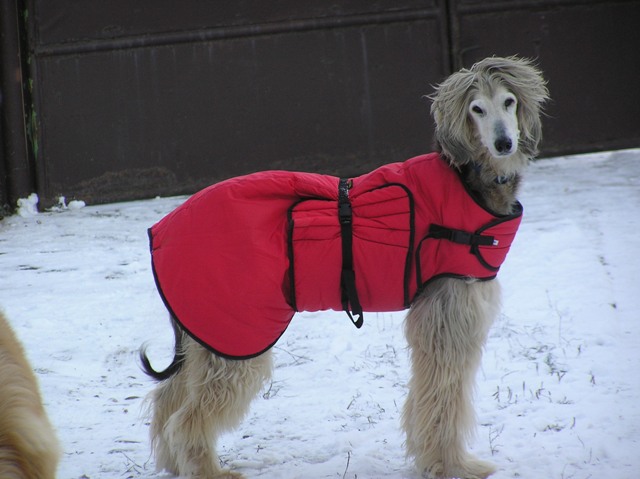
top-left (12, 0), bottom-right (638, 207)
top-left (30, 3), bottom-right (446, 205)
top-left (34, 0), bottom-right (435, 46)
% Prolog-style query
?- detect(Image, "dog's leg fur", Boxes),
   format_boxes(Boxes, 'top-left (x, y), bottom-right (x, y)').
top-left (402, 278), bottom-right (500, 479)
top-left (147, 330), bottom-right (272, 478)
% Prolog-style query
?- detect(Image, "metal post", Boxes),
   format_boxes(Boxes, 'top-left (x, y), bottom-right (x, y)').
top-left (0, 0), bottom-right (33, 209)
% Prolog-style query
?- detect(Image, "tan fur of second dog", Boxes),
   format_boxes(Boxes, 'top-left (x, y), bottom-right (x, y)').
top-left (0, 311), bottom-right (61, 479)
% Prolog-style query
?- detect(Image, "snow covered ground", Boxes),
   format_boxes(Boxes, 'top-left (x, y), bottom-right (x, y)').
top-left (1, 148), bottom-right (638, 479)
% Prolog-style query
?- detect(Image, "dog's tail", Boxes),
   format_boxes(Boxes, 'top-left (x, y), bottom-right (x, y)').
top-left (139, 319), bottom-right (185, 381)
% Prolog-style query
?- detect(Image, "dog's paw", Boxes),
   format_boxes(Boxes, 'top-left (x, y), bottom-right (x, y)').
top-left (421, 455), bottom-right (496, 479)
top-left (212, 471), bottom-right (245, 479)
top-left (447, 456), bottom-right (496, 479)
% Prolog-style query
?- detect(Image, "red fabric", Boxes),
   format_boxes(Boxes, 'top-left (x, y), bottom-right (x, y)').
top-left (149, 153), bottom-right (522, 358)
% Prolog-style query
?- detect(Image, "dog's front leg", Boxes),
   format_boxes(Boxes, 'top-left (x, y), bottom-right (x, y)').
top-left (402, 278), bottom-right (499, 479)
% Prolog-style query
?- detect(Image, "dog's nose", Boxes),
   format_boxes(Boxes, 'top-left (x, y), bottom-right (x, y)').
top-left (494, 137), bottom-right (513, 154)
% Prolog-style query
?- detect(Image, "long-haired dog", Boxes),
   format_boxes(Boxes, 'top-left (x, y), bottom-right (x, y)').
top-left (0, 311), bottom-right (61, 479)
top-left (141, 56), bottom-right (548, 479)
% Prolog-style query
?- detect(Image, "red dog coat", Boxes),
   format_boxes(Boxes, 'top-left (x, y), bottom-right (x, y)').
top-left (149, 153), bottom-right (522, 359)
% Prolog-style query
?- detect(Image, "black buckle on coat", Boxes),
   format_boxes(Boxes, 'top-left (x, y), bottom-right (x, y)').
top-left (339, 201), bottom-right (352, 224)
top-left (428, 224), bottom-right (495, 247)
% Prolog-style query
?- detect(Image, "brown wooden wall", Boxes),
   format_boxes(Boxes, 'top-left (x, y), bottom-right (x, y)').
top-left (1, 0), bottom-right (639, 209)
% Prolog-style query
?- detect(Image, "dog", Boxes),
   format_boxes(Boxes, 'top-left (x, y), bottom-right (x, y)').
top-left (141, 56), bottom-right (548, 479)
top-left (0, 311), bottom-right (61, 479)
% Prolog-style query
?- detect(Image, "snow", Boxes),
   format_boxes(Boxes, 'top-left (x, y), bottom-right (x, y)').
top-left (1, 148), bottom-right (639, 479)
top-left (16, 192), bottom-right (40, 217)
top-left (48, 196), bottom-right (88, 212)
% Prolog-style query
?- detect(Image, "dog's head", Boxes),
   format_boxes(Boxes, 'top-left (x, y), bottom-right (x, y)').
top-left (430, 56), bottom-right (549, 174)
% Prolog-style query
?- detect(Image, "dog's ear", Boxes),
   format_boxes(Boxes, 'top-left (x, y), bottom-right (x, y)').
top-left (493, 57), bottom-right (550, 158)
top-left (429, 70), bottom-right (477, 167)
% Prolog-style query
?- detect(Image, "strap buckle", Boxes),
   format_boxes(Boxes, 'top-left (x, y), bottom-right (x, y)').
top-left (338, 201), bottom-right (352, 224)
top-left (428, 224), bottom-right (495, 247)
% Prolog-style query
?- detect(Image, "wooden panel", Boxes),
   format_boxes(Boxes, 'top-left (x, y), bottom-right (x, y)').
top-left (27, 2), bottom-right (446, 204)
top-left (34, 0), bottom-right (437, 46)
top-left (14, 0), bottom-right (638, 207)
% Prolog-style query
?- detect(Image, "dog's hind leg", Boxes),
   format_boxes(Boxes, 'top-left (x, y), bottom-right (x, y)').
top-left (147, 332), bottom-right (273, 478)
top-left (402, 278), bottom-right (499, 479)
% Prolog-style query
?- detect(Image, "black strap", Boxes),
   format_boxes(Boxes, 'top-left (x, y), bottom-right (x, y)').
top-left (428, 224), bottom-right (496, 247)
top-left (338, 178), bottom-right (364, 328)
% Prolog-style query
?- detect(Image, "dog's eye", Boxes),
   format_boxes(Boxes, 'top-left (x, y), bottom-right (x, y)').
top-left (504, 98), bottom-right (516, 109)
top-left (471, 105), bottom-right (484, 115)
